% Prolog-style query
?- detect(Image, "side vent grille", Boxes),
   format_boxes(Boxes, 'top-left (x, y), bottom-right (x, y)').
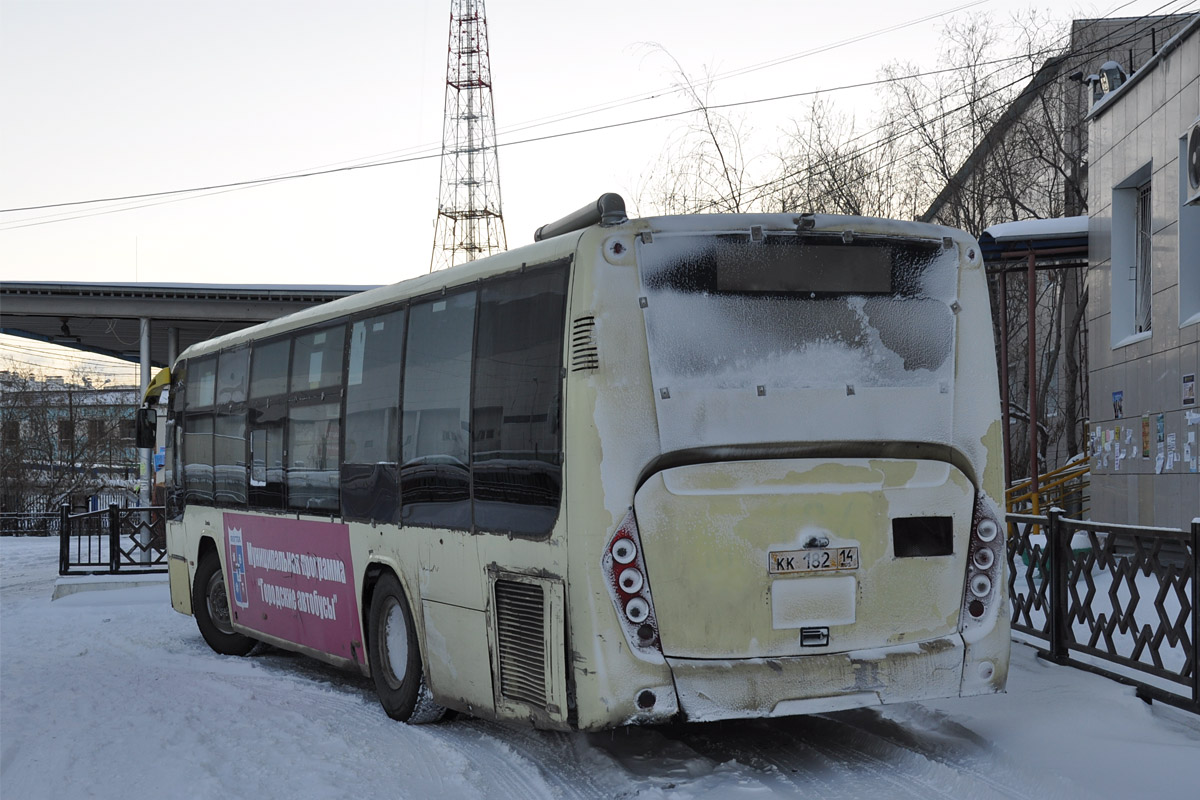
top-left (494, 579), bottom-right (548, 709)
top-left (570, 315), bottom-right (599, 372)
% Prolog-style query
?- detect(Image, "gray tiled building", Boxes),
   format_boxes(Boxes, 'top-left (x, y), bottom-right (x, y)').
top-left (1086, 16), bottom-right (1199, 529)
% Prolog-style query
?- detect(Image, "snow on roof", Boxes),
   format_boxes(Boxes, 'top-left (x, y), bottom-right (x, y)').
top-left (980, 216), bottom-right (1088, 242)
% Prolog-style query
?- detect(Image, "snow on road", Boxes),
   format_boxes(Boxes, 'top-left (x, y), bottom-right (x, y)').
top-left (3, 536), bottom-right (1198, 799)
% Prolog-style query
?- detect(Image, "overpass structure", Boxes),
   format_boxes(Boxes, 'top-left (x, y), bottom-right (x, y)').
top-left (1, 280), bottom-right (378, 493)
top-left (0, 281), bottom-right (377, 370)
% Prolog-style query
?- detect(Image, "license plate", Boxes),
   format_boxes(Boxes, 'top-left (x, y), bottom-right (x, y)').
top-left (769, 547), bottom-right (859, 574)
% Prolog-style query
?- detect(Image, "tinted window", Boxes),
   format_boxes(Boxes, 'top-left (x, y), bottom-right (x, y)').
top-left (287, 401), bottom-right (340, 513)
top-left (216, 348), bottom-right (249, 405)
top-left (248, 405), bottom-right (286, 509)
top-left (250, 339), bottom-right (290, 399)
top-left (472, 265), bottom-right (568, 536)
top-left (343, 309), bottom-right (405, 522)
top-left (214, 412), bottom-right (247, 505)
top-left (345, 310), bottom-right (404, 465)
top-left (291, 326), bottom-right (345, 394)
top-left (401, 290), bottom-right (476, 529)
top-left (183, 414), bottom-right (213, 504)
top-left (188, 357), bottom-right (217, 409)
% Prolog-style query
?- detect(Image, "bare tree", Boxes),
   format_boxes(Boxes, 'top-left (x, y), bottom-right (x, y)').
top-left (1, 363), bottom-right (138, 516)
top-left (634, 47), bottom-right (762, 216)
top-left (634, 13), bottom-right (1090, 478)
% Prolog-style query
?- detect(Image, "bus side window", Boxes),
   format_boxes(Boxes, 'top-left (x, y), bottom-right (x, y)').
top-left (472, 264), bottom-right (568, 537)
top-left (342, 309), bottom-right (405, 523)
top-left (183, 356), bottom-right (216, 505)
top-left (167, 360), bottom-right (187, 518)
top-left (401, 290), bottom-right (476, 530)
top-left (214, 348), bottom-right (249, 506)
top-left (287, 325), bottom-right (345, 514)
top-left (248, 338), bottom-right (290, 510)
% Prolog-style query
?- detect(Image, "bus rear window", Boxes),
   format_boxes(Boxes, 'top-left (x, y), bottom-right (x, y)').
top-left (643, 233), bottom-right (943, 298)
top-left (637, 231), bottom-right (958, 393)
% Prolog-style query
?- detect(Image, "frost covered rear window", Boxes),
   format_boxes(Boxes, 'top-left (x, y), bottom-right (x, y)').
top-left (637, 232), bottom-right (958, 392)
top-left (642, 233), bottom-right (938, 297)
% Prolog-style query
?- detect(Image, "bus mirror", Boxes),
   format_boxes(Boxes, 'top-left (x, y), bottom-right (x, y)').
top-left (136, 407), bottom-right (158, 449)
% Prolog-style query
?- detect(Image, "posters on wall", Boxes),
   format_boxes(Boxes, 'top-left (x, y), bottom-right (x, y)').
top-left (1183, 374), bottom-right (1195, 407)
top-left (1091, 406), bottom-right (1200, 473)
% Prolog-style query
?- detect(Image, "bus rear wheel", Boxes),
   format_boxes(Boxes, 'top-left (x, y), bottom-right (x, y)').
top-left (192, 550), bottom-right (256, 656)
top-left (367, 573), bottom-right (446, 724)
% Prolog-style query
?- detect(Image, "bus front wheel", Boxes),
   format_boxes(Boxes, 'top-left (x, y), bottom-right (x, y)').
top-left (367, 573), bottom-right (446, 724)
top-left (192, 550), bottom-right (256, 657)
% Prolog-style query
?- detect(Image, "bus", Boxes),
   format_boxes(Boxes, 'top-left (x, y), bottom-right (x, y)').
top-left (140, 195), bottom-right (1009, 730)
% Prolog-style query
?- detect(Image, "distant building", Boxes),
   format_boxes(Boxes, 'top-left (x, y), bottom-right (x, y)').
top-left (0, 372), bottom-right (141, 514)
top-left (1085, 16), bottom-right (1199, 529)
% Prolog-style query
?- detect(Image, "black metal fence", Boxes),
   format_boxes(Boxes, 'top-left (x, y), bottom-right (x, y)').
top-left (58, 504), bottom-right (167, 575)
top-left (0, 511), bottom-right (62, 537)
top-left (1007, 509), bottom-right (1198, 714)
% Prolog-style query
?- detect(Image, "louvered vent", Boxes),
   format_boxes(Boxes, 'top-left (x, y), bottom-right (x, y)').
top-left (494, 579), bottom-right (548, 709)
top-left (570, 315), bottom-right (599, 372)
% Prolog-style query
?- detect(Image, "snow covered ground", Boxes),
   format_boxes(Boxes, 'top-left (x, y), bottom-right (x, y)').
top-left (3, 535), bottom-right (1198, 799)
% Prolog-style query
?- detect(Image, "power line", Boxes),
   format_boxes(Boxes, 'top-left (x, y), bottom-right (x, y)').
top-left (0, 0), bottom-right (1054, 223)
top-left (718, 0), bottom-right (1198, 211)
top-left (0, 50), bottom-right (1096, 227)
top-left (0, 2), bottom-right (1190, 228)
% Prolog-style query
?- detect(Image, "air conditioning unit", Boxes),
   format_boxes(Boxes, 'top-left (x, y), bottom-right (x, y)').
top-left (1187, 115), bottom-right (1200, 206)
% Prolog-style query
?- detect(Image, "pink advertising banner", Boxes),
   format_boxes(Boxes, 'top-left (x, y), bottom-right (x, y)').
top-left (223, 513), bottom-right (362, 664)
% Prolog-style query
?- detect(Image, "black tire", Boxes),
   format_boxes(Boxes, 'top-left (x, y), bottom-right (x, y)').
top-left (367, 573), bottom-right (446, 723)
top-left (192, 549), bottom-right (257, 657)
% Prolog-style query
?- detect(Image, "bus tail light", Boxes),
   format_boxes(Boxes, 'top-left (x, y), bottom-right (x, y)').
top-left (602, 510), bottom-right (664, 657)
top-left (961, 492), bottom-right (1004, 639)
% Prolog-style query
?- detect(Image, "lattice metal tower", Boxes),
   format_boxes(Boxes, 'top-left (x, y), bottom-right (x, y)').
top-left (431, 0), bottom-right (506, 271)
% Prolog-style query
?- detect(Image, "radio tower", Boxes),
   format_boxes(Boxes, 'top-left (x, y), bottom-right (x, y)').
top-left (431, 0), bottom-right (506, 271)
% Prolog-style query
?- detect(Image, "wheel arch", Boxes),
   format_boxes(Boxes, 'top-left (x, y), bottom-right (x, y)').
top-left (196, 534), bottom-right (219, 568)
top-left (360, 559), bottom-right (425, 671)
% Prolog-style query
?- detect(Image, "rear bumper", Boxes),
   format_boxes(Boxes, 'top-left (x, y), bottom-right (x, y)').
top-left (666, 634), bottom-right (979, 722)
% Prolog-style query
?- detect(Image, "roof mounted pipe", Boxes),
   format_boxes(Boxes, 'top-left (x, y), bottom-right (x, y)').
top-left (534, 193), bottom-right (627, 242)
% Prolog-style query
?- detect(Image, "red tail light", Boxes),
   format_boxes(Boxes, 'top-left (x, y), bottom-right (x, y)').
top-left (961, 492), bottom-right (1004, 640)
top-left (602, 509), bottom-right (664, 658)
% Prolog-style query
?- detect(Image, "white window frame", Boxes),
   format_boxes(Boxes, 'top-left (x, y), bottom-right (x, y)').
top-left (1110, 162), bottom-right (1154, 347)
top-left (1180, 134), bottom-right (1200, 328)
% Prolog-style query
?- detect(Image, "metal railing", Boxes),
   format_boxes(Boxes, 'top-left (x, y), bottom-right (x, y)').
top-left (58, 504), bottom-right (167, 575)
top-left (1005, 460), bottom-right (1090, 517)
top-left (0, 511), bottom-right (62, 537)
top-left (1007, 509), bottom-right (1198, 714)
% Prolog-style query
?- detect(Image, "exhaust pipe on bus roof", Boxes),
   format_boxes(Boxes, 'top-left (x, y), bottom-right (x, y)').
top-left (534, 193), bottom-right (627, 242)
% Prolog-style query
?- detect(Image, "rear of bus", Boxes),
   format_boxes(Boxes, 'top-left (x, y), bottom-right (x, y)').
top-left (564, 213), bottom-right (1008, 728)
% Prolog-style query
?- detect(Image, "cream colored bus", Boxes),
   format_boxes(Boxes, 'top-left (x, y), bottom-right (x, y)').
top-left (143, 195), bottom-right (1009, 730)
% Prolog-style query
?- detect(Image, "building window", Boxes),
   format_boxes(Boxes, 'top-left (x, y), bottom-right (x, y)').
top-left (57, 420), bottom-right (74, 451)
top-left (2, 419), bottom-right (19, 446)
top-left (1180, 134), bottom-right (1200, 328)
top-left (1110, 162), bottom-right (1154, 346)
top-left (1134, 182), bottom-right (1152, 333)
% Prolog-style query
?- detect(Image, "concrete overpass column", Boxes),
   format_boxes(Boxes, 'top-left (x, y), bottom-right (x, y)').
top-left (167, 326), bottom-right (179, 366)
top-left (138, 317), bottom-right (153, 562)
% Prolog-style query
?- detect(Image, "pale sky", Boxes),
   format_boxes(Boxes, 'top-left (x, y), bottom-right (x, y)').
top-left (0, 0), bottom-right (1191, 375)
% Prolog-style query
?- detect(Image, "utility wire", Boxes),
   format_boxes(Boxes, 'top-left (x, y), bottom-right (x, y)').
top-left (711, 0), bottom-right (1197, 211)
top-left (0, 45), bottom-right (1126, 226)
top-left (0, 1), bottom-right (1190, 226)
top-left (0, 1), bottom-right (1082, 222)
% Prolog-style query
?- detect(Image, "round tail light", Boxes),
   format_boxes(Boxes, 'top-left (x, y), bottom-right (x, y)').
top-left (625, 597), bottom-right (649, 623)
